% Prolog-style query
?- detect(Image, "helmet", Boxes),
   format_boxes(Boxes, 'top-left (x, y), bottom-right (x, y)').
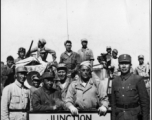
top-left (18, 47), bottom-right (26, 54)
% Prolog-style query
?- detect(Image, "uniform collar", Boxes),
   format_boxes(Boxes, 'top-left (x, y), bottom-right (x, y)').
top-left (120, 72), bottom-right (132, 81)
top-left (81, 48), bottom-right (89, 51)
top-left (64, 50), bottom-right (73, 55)
top-left (78, 77), bottom-right (93, 87)
top-left (15, 80), bottom-right (24, 88)
top-left (42, 85), bottom-right (56, 95)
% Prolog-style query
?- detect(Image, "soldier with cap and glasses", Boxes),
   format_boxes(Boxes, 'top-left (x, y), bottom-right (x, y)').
top-left (111, 54), bottom-right (150, 120)
top-left (1, 66), bottom-right (30, 120)
top-left (65, 61), bottom-right (109, 116)
top-left (15, 47), bottom-right (26, 63)
top-left (134, 55), bottom-right (150, 96)
top-left (77, 38), bottom-right (94, 68)
top-left (32, 71), bottom-right (64, 112)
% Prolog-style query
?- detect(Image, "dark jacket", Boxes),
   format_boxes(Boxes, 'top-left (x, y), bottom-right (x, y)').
top-left (32, 86), bottom-right (65, 112)
top-left (111, 73), bottom-right (150, 120)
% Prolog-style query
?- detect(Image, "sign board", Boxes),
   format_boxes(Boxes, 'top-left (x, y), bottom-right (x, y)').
top-left (28, 111), bottom-right (111, 120)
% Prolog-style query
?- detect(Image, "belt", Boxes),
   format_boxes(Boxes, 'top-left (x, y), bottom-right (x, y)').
top-left (9, 109), bottom-right (28, 112)
top-left (116, 103), bottom-right (139, 109)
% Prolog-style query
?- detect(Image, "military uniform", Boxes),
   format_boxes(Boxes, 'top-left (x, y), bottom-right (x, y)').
top-left (60, 51), bottom-right (80, 73)
top-left (65, 78), bottom-right (109, 110)
top-left (14, 57), bottom-right (25, 63)
top-left (1, 80), bottom-right (30, 120)
top-left (111, 54), bottom-right (149, 120)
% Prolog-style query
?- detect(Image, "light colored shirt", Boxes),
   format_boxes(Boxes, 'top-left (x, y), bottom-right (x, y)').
top-left (134, 64), bottom-right (149, 77)
top-left (1, 80), bottom-right (30, 120)
top-left (77, 48), bottom-right (94, 63)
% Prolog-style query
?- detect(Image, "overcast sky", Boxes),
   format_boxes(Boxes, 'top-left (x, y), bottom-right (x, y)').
top-left (1, 0), bottom-right (150, 68)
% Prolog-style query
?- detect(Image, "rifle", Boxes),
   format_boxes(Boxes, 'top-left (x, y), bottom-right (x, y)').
top-left (25, 40), bottom-right (33, 58)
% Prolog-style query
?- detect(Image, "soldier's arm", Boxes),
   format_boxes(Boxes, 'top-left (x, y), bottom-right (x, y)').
top-left (32, 91), bottom-right (55, 112)
top-left (59, 54), bottom-right (63, 63)
top-left (1, 86), bottom-right (11, 120)
top-left (45, 48), bottom-right (57, 61)
top-left (137, 77), bottom-right (150, 120)
top-left (98, 81), bottom-right (109, 109)
top-left (111, 80), bottom-right (116, 120)
top-left (89, 49), bottom-right (94, 67)
top-left (65, 83), bottom-right (76, 109)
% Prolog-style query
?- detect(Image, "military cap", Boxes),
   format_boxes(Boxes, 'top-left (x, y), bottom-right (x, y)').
top-left (138, 55), bottom-right (144, 59)
top-left (118, 54), bottom-right (131, 63)
top-left (57, 63), bottom-right (67, 71)
top-left (80, 61), bottom-right (91, 70)
top-left (41, 72), bottom-right (55, 80)
top-left (81, 38), bottom-right (88, 43)
top-left (27, 71), bottom-right (41, 86)
top-left (18, 47), bottom-right (26, 53)
top-left (15, 66), bottom-right (27, 73)
top-left (64, 40), bottom-right (72, 45)
top-left (112, 49), bottom-right (118, 54)
top-left (39, 39), bottom-right (46, 45)
top-left (106, 46), bottom-right (111, 50)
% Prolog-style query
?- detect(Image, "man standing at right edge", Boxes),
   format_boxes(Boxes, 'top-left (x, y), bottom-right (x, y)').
top-left (111, 54), bottom-right (149, 120)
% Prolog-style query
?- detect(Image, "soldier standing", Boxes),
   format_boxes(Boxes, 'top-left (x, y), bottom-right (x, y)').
top-left (15, 47), bottom-right (26, 63)
top-left (77, 38), bottom-right (94, 68)
top-left (1, 66), bottom-right (30, 120)
top-left (60, 40), bottom-right (80, 77)
top-left (134, 55), bottom-right (150, 95)
top-left (111, 54), bottom-right (149, 120)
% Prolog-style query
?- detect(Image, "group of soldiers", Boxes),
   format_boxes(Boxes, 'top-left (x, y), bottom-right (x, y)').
top-left (1, 38), bottom-right (150, 120)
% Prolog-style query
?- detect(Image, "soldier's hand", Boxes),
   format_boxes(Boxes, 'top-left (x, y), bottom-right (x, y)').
top-left (98, 106), bottom-right (107, 116)
top-left (52, 105), bottom-right (57, 110)
top-left (69, 105), bottom-right (78, 115)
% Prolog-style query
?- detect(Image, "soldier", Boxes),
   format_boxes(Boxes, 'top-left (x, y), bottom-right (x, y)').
top-left (32, 72), bottom-right (64, 112)
top-left (134, 55), bottom-right (150, 95)
top-left (1, 66), bottom-right (30, 120)
top-left (111, 54), bottom-right (149, 120)
top-left (27, 71), bottom-right (41, 111)
top-left (77, 38), bottom-right (94, 68)
top-left (60, 40), bottom-right (80, 77)
top-left (65, 61), bottom-right (109, 116)
top-left (3, 56), bottom-right (15, 87)
top-left (29, 39), bottom-right (56, 62)
top-left (54, 63), bottom-right (72, 101)
top-left (15, 47), bottom-right (26, 63)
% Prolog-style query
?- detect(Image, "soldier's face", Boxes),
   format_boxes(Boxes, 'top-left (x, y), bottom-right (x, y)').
top-left (80, 66), bottom-right (90, 80)
top-left (65, 43), bottom-right (72, 51)
top-left (139, 58), bottom-right (144, 64)
top-left (119, 62), bottom-right (131, 74)
top-left (17, 72), bottom-right (27, 84)
top-left (43, 78), bottom-right (54, 90)
top-left (38, 41), bottom-right (45, 48)
top-left (19, 52), bottom-right (25, 58)
top-left (32, 80), bottom-right (41, 88)
top-left (82, 42), bottom-right (87, 48)
top-left (112, 52), bottom-right (117, 58)
top-left (7, 60), bottom-right (14, 68)
top-left (57, 70), bottom-right (66, 80)
top-left (107, 49), bottom-right (111, 53)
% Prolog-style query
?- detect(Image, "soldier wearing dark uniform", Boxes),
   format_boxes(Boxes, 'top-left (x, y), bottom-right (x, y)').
top-left (111, 54), bottom-right (150, 120)
top-left (15, 47), bottom-right (26, 63)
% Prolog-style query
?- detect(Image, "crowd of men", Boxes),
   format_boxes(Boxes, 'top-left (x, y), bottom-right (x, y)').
top-left (1, 38), bottom-right (150, 120)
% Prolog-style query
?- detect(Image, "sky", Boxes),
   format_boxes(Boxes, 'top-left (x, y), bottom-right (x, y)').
top-left (1, 0), bottom-right (151, 69)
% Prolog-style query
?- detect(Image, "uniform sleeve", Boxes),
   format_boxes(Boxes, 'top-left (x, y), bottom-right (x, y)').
top-left (111, 81), bottom-right (116, 120)
top-left (65, 83), bottom-right (76, 109)
top-left (137, 77), bottom-right (150, 120)
top-left (59, 54), bottom-right (63, 63)
top-left (98, 81), bottom-right (109, 108)
top-left (32, 91), bottom-right (54, 112)
top-left (134, 67), bottom-right (138, 75)
top-left (45, 48), bottom-right (57, 61)
top-left (1, 86), bottom-right (11, 120)
top-left (75, 53), bottom-right (80, 69)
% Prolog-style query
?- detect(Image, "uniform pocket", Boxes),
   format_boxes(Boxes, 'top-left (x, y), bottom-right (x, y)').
top-left (114, 88), bottom-right (120, 98)
top-left (11, 95), bottom-right (20, 103)
top-left (126, 85), bottom-right (137, 97)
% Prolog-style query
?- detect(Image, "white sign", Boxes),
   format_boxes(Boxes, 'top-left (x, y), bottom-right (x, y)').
top-left (28, 112), bottom-right (111, 120)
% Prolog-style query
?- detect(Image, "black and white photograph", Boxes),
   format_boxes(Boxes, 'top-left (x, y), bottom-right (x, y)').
top-left (1, 0), bottom-right (151, 120)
